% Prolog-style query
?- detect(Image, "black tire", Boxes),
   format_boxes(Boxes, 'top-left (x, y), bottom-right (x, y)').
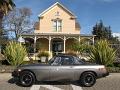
top-left (19, 71), bottom-right (35, 87)
top-left (80, 72), bottom-right (96, 87)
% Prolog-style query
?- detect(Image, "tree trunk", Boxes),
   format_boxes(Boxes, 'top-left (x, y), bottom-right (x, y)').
top-left (0, 11), bottom-right (3, 30)
top-left (0, 11), bottom-right (4, 54)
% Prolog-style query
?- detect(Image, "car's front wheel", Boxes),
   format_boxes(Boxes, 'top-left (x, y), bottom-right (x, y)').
top-left (80, 72), bottom-right (96, 87)
top-left (19, 71), bottom-right (35, 87)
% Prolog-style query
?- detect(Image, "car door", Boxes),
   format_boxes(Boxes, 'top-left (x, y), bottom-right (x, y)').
top-left (34, 65), bottom-right (51, 81)
top-left (49, 56), bottom-right (74, 81)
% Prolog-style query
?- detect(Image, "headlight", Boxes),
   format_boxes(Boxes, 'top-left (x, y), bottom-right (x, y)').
top-left (14, 68), bottom-right (21, 72)
top-left (17, 69), bottom-right (21, 72)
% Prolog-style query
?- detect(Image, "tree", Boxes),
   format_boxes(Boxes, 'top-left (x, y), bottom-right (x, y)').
top-left (5, 7), bottom-right (34, 40)
top-left (0, 0), bottom-right (15, 53)
top-left (92, 20), bottom-right (112, 40)
top-left (92, 20), bottom-right (120, 59)
top-left (0, 0), bottom-right (15, 29)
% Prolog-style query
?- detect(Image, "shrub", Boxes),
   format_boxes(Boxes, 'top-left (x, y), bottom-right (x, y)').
top-left (70, 41), bottom-right (92, 54)
top-left (4, 41), bottom-right (27, 66)
top-left (107, 67), bottom-right (120, 73)
top-left (37, 51), bottom-right (49, 58)
top-left (89, 40), bottom-right (116, 66)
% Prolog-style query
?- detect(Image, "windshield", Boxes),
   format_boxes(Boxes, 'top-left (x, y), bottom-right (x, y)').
top-left (48, 57), bottom-right (55, 65)
top-left (73, 56), bottom-right (86, 65)
top-left (48, 56), bottom-right (61, 65)
top-left (48, 56), bottom-right (86, 65)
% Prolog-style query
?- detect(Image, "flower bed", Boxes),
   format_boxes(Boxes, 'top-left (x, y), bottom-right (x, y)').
top-left (107, 67), bottom-right (120, 73)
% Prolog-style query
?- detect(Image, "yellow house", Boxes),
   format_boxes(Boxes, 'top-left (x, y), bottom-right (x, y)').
top-left (21, 2), bottom-right (95, 59)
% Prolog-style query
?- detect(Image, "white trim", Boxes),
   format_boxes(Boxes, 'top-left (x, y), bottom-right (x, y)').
top-left (66, 37), bottom-right (78, 40)
top-left (36, 37), bottom-right (49, 40)
top-left (49, 36), bottom-right (51, 53)
top-left (51, 37), bottom-right (64, 40)
top-left (63, 36), bottom-right (66, 53)
top-left (38, 2), bottom-right (76, 18)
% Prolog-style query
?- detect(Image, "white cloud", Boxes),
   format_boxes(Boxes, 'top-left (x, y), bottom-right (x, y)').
top-left (112, 33), bottom-right (120, 40)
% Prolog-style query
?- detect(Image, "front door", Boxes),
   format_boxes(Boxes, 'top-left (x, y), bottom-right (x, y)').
top-left (52, 40), bottom-right (63, 56)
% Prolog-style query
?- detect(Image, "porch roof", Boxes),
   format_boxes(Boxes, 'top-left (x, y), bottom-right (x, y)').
top-left (20, 33), bottom-right (95, 37)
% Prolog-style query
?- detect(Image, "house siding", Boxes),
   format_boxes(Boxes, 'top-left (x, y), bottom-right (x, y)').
top-left (35, 5), bottom-right (80, 34)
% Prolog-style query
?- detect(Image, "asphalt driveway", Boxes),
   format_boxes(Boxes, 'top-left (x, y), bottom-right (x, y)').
top-left (0, 73), bottom-right (120, 90)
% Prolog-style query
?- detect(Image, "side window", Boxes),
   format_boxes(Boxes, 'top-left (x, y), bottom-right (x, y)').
top-left (73, 57), bottom-right (85, 65)
top-left (51, 57), bottom-right (61, 65)
top-left (61, 56), bottom-right (74, 65)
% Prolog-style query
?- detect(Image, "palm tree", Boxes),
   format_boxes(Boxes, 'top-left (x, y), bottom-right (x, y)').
top-left (0, 0), bottom-right (15, 28)
top-left (0, 0), bottom-right (15, 14)
top-left (0, 0), bottom-right (15, 53)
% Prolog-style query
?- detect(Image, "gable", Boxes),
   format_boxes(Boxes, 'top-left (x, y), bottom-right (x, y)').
top-left (38, 2), bottom-right (76, 18)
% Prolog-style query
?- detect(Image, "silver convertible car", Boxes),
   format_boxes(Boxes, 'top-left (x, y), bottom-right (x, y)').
top-left (12, 54), bottom-right (109, 87)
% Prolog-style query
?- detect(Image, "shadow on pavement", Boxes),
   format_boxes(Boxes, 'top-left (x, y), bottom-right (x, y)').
top-left (8, 78), bottom-right (82, 87)
top-left (35, 81), bottom-right (82, 86)
top-left (8, 78), bottom-right (16, 84)
top-left (8, 78), bottom-right (22, 87)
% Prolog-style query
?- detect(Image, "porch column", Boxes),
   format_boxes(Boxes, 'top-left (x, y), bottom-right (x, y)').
top-left (34, 36), bottom-right (37, 60)
top-left (49, 36), bottom-right (51, 53)
top-left (34, 36), bottom-right (37, 53)
top-left (92, 36), bottom-right (95, 45)
top-left (79, 36), bottom-right (80, 43)
top-left (63, 36), bottom-right (66, 53)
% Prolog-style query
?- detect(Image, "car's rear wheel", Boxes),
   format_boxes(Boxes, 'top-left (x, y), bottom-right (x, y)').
top-left (80, 72), bottom-right (96, 87)
top-left (19, 71), bottom-right (35, 87)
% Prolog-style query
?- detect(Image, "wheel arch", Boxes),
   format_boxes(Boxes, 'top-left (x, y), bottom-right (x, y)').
top-left (80, 71), bottom-right (97, 79)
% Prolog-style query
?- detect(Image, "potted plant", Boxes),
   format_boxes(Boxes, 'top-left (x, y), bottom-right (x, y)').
top-left (37, 51), bottom-right (49, 63)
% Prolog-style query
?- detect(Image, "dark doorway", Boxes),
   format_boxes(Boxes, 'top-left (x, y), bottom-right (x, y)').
top-left (52, 40), bottom-right (63, 55)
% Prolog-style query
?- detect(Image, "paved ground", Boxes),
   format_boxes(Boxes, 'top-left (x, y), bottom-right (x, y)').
top-left (0, 73), bottom-right (120, 90)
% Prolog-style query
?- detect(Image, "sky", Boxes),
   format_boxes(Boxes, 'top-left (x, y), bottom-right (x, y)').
top-left (14, 0), bottom-right (120, 34)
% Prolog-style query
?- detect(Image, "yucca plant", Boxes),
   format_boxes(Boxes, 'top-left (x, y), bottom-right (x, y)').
top-left (89, 40), bottom-right (116, 66)
top-left (4, 41), bottom-right (27, 66)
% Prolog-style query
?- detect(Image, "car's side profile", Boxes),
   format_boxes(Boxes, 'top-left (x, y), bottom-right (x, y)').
top-left (12, 55), bottom-right (109, 87)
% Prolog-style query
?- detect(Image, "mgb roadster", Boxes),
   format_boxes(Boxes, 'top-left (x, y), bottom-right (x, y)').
top-left (12, 54), bottom-right (109, 87)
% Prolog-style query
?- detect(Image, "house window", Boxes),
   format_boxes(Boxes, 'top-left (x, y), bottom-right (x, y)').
top-left (53, 20), bottom-right (62, 32)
